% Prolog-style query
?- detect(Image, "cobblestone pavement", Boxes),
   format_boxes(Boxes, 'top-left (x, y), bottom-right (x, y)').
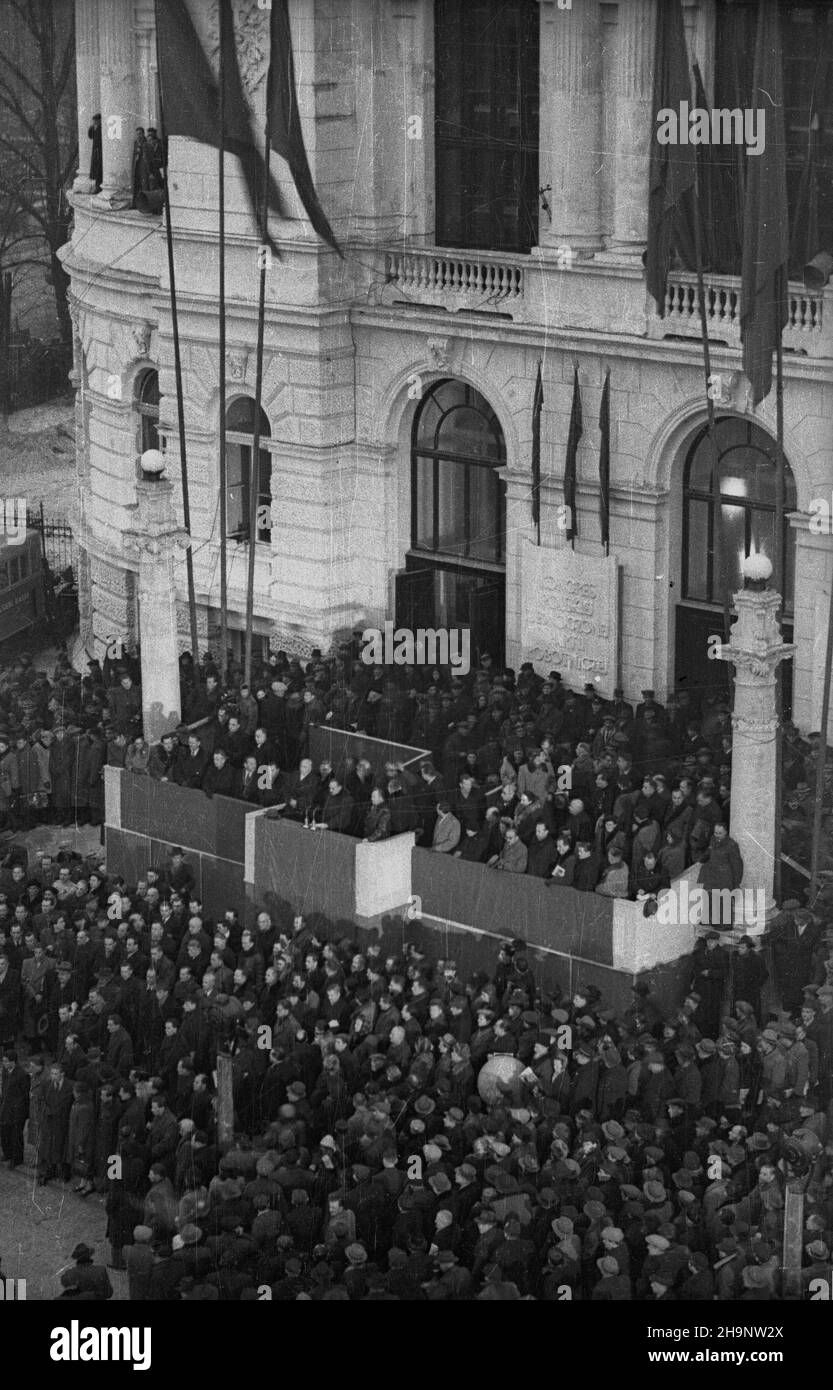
top-left (0, 1158), bottom-right (127, 1301)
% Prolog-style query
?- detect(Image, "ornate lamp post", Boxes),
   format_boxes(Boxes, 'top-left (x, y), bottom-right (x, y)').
top-left (123, 450), bottom-right (191, 743)
top-left (715, 551), bottom-right (795, 931)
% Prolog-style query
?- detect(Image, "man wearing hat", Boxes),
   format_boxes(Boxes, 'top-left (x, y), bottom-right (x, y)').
top-left (65, 1242), bottom-right (113, 1300)
top-left (592, 1253), bottom-right (632, 1300)
top-left (688, 932), bottom-right (729, 1039)
top-left (770, 904), bottom-right (823, 1013)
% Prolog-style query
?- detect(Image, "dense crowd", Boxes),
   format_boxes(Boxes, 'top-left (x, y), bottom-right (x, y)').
top-left (0, 843), bottom-right (830, 1300)
top-left (2, 638), bottom-right (826, 908)
top-left (0, 640), bottom-right (832, 1301)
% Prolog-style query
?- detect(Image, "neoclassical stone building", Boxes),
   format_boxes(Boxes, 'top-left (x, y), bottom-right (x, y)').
top-left (62, 0), bottom-right (833, 734)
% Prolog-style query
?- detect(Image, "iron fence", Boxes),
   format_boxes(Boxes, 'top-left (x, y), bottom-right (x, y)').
top-left (26, 506), bottom-right (77, 580)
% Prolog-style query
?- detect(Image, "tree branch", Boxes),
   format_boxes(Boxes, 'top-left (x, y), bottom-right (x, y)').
top-left (0, 53), bottom-right (46, 111)
top-left (55, 27), bottom-right (75, 104)
top-left (0, 76), bottom-right (44, 147)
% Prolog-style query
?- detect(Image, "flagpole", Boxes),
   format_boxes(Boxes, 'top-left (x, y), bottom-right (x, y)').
top-left (244, 95), bottom-right (272, 687)
top-left (691, 129), bottom-right (731, 648)
top-left (154, 2), bottom-right (200, 676)
top-left (218, 0), bottom-right (229, 685)
top-left (809, 553), bottom-right (833, 904)
top-left (774, 279), bottom-right (786, 901)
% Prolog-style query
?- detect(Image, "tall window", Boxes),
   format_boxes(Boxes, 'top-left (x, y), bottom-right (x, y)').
top-left (225, 397), bottom-right (272, 542)
top-left (135, 369), bottom-right (160, 455)
top-left (434, 0), bottom-right (539, 254)
top-left (412, 380), bottom-right (505, 564)
top-left (682, 417), bottom-right (796, 612)
top-left (714, 0), bottom-right (833, 273)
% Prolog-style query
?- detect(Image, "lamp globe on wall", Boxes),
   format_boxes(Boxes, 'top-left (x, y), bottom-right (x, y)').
top-left (140, 448), bottom-right (166, 482)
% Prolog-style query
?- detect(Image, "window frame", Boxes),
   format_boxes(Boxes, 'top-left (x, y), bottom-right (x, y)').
top-left (410, 379), bottom-right (506, 568)
top-left (134, 368), bottom-right (161, 461)
top-left (224, 397), bottom-right (273, 545)
top-left (434, 0), bottom-right (540, 255)
top-left (681, 417), bottom-right (796, 614)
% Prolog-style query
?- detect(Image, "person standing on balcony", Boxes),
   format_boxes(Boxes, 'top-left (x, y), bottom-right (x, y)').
top-left (88, 113), bottom-right (102, 193)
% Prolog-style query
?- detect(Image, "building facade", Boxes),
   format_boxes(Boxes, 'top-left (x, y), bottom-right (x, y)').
top-left (61, 0), bottom-right (833, 734)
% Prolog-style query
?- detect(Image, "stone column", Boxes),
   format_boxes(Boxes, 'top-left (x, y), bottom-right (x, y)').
top-left (73, 0), bottom-right (101, 193)
top-left (94, 0), bottom-right (139, 210)
top-left (609, 0), bottom-right (656, 257)
top-left (716, 560), bottom-right (795, 931)
top-left (134, 0), bottom-right (158, 128)
top-left (539, 0), bottom-right (603, 253)
top-left (123, 463), bottom-right (191, 742)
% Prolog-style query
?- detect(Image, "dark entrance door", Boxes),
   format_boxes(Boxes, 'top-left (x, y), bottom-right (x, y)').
top-left (468, 579), bottom-right (505, 666)
top-left (675, 604), bottom-right (794, 720)
top-left (395, 567), bottom-right (434, 633)
top-left (674, 605), bottom-right (731, 712)
top-left (397, 557), bottom-right (506, 667)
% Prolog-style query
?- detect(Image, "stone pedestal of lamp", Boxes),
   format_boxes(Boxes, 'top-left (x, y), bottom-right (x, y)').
top-left (122, 450), bottom-right (191, 744)
top-left (715, 553), bottom-right (795, 935)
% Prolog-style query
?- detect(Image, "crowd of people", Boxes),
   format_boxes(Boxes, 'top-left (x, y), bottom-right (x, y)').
top-left (0, 639), bottom-right (831, 1300)
top-left (1, 639), bottom-right (828, 911)
top-left (0, 841), bottom-right (830, 1300)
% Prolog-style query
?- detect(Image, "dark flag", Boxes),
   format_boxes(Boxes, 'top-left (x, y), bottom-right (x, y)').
top-left (531, 360), bottom-right (543, 541)
top-left (692, 61), bottom-right (742, 275)
top-left (646, 0), bottom-right (696, 315)
top-left (740, 0), bottom-right (789, 406)
top-left (564, 367), bottom-right (582, 545)
top-left (789, 113), bottom-right (820, 278)
top-left (154, 0), bottom-right (285, 250)
top-left (598, 369), bottom-right (611, 554)
top-left (267, 0), bottom-right (342, 255)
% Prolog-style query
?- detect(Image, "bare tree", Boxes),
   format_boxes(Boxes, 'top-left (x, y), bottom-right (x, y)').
top-left (0, 0), bottom-right (76, 345)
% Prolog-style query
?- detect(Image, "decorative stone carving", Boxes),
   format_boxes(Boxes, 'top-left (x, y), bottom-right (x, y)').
top-left (130, 321), bottom-right (153, 359)
top-left (226, 350), bottom-right (249, 382)
top-left (427, 337), bottom-right (453, 372)
top-left (123, 528), bottom-right (191, 561)
top-left (707, 370), bottom-right (743, 408)
top-left (203, 0), bottom-right (270, 98)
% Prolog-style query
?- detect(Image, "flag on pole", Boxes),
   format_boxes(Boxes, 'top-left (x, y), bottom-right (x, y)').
top-left (740, 0), bottom-right (789, 406)
top-left (598, 369), bottom-right (611, 553)
top-left (531, 360), bottom-right (543, 541)
top-left (564, 366), bottom-right (582, 546)
top-left (789, 113), bottom-right (820, 278)
top-left (692, 61), bottom-right (742, 275)
top-left (154, 0), bottom-right (284, 250)
top-left (266, 0), bottom-right (342, 255)
top-left (646, 0), bottom-right (696, 316)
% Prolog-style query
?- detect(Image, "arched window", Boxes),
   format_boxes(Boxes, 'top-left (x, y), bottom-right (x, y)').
top-left (225, 398), bottom-right (272, 542)
top-left (682, 417), bottom-right (796, 612)
top-left (134, 369), bottom-right (160, 456)
top-left (411, 379), bottom-right (505, 563)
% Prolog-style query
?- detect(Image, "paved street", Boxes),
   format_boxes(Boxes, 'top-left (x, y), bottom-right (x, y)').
top-left (0, 1160), bottom-right (127, 1301)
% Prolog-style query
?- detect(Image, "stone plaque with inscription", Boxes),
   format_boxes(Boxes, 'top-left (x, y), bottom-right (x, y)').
top-left (519, 540), bottom-right (620, 698)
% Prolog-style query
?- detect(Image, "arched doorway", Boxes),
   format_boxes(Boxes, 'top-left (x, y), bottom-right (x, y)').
top-left (675, 416), bottom-right (796, 713)
top-left (397, 379), bottom-right (507, 663)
